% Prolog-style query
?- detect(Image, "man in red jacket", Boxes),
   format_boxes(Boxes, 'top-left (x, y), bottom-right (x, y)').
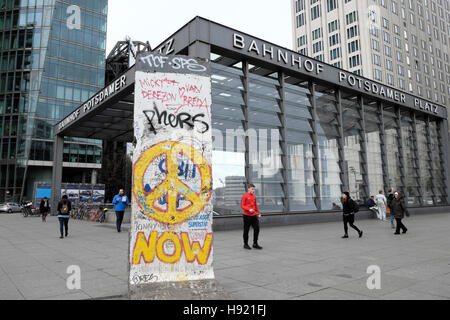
top-left (241, 184), bottom-right (262, 250)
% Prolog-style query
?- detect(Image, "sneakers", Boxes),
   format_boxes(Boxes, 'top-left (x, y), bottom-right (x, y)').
top-left (243, 244), bottom-right (252, 250)
top-left (253, 244), bottom-right (263, 250)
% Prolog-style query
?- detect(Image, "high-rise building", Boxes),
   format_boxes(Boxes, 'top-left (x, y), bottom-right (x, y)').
top-left (0, 0), bottom-right (107, 202)
top-left (291, 0), bottom-right (450, 123)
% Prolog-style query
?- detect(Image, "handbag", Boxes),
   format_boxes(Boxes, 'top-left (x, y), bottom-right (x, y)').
top-left (386, 206), bottom-right (391, 214)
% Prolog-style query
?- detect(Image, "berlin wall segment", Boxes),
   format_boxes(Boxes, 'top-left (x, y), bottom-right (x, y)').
top-left (129, 52), bottom-right (221, 299)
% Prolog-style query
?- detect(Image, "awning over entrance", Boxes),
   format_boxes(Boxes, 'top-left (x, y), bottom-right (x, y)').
top-left (54, 67), bottom-right (136, 142)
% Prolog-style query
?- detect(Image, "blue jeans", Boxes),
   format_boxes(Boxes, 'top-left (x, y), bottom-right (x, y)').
top-left (115, 211), bottom-right (124, 231)
top-left (390, 213), bottom-right (395, 225)
top-left (58, 218), bottom-right (69, 236)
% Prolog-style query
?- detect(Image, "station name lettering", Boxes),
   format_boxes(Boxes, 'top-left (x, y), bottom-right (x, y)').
top-left (233, 33), bottom-right (324, 75)
top-left (58, 75), bottom-right (127, 131)
top-left (414, 99), bottom-right (439, 114)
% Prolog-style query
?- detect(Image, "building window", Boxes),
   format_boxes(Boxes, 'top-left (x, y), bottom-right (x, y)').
top-left (346, 11), bottom-right (358, 25)
top-left (349, 54), bottom-right (361, 67)
top-left (348, 39), bottom-right (359, 53)
top-left (329, 33), bottom-right (340, 46)
top-left (311, 4), bottom-right (321, 20)
top-left (327, 0), bottom-right (337, 12)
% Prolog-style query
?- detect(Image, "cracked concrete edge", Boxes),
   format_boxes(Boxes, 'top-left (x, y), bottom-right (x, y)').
top-left (129, 279), bottom-right (232, 300)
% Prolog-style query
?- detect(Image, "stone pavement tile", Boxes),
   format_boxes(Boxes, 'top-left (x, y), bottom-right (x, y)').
top-left (380, 288), bottom-right (449, 300)
top-left (229, 286), bottom-right (297, 300)
top-left (214, 277), bottom-right (257, 293)
top-left (17, 283), bottom-right (75, 300)
top-left (330, 274), bottom-right (419, 298)
top-left (80, 275), bottom-right (127, 290)
top-left (386, 259), bottom-right (450, 281)
top-left (291, 288), bottom-right (374, 300)
top-left (81, 284), bottom-right (128, 299)
top-left (41, 291), bottom-right (92, 300)
top-left (406, 279), bottom-right (450, 299)
top-left (0, 275), bottom-right (25, 300)
top-left (1, 264), bottom-right (50, 276)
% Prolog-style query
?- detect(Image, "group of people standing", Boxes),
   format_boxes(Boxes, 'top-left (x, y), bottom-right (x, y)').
top-left (366, 188), bottom-right (409, 234)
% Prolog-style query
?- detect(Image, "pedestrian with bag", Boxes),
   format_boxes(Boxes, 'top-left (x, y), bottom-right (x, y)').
top-left (341, 192), bottom-right (363, 239)
top-left (39, 196), bottom-right (50, 222)
top-left (57, 195), bottom-right (72, 239)
top-left (375, 190), bottom-right (387, 221)
top-left (241, 184), bottom-right (263, 250)
top-left (112, 189), bottom-right (129, 233)
top-left (390, 192), bottom-right (409, 235)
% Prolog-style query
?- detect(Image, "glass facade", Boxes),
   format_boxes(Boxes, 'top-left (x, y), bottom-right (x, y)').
top-left (209, 53), bottom-right (448, 216)
top-left (0, 0), bottom-right (107, 202)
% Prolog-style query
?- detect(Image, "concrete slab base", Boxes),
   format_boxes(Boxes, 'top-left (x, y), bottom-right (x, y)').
top-left (129, 279), bottom-right (231, 300)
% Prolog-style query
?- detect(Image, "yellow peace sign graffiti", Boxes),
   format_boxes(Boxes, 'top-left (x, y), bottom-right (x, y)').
top-left (133, 141), bottom-right (212, 225)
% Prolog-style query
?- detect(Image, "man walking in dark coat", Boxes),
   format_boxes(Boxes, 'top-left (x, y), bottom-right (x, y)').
top-left (390, 192), bottom-right (409, 235)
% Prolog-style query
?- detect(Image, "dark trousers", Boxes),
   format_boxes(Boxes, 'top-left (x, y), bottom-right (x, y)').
top-left (243, 215), bottom-right (260, 245)
top-left (395, 218), bottom-right (407, 233)
top-left (116, 211), bottom-right (124, 231)
top-left (58, 218), bottom-right (69, 236)
top-left (343, 214), bottom-right (360, 235)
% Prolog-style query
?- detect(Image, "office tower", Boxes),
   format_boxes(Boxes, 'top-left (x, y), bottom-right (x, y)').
top-left (0, 0), bottom-right (108, 202)
top-left (292, 0), bottom-right (449, 115)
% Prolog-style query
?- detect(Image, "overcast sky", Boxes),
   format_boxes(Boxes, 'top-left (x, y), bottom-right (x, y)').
top-left (106, 0), bottom-right (293, 55)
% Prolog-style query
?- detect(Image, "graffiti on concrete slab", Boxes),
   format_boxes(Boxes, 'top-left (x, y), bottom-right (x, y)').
top-left (129, 55), bottom-right (214, 284)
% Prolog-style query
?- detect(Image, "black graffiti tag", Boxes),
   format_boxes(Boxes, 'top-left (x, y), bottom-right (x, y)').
top-left (143, 103), bottom-right (209, 135)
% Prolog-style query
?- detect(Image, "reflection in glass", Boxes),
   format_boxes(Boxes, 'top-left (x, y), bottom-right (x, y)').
top-left (416, 117), bottom-right (433, 205)
top-left (285, 81), bottom-right (316, 211)
top-left (383, 106), bottom-right (402, 193)
top-left (401, 111), bottom-right (420, 206)
top-left (316, 88), bottom-right (343, 209)
top-left (248, 73), bottom-right (283, 212)
top-left (365, 103), bottom-right (383, 197)
top-left (210, 63), bottom-right (246, 216)
top-left (341, 95), bottom-right (366, 204)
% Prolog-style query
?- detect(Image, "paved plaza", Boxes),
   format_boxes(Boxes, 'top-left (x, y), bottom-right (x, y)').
top-left (1, 212), bottom-right (450, 300)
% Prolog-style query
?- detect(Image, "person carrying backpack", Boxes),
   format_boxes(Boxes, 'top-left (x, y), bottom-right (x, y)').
top-left (341, 192), bottom-right (363, 239)
top-left (57, 195), bottom-right (72, 239)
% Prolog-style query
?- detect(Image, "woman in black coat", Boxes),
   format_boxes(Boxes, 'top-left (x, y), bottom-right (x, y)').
top-left (390, 192), bottom-right (409, 235)
top-left (341, 192), bottom-right (363, 239)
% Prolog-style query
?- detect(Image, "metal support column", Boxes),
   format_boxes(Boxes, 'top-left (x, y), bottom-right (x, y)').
top-left (438, 120), bottom-right (450, 205)
top-left (309, 82), bottom-right (321, 211)
top-left (278, 72), bottom-right (290, 212)
top-left (395, 107), bottom-right (406, 197)
top-left (51, 134), bottom-right (64, 215)
top-left (378, 102), bottom-right (389, 193)
top-left (424, 116), bottom-right (436, 205)
top-left (242, 60), bottom-right (251, 189)
top-left (336, 89), bottom-right (348, 193)
top-left (358, 96), bottom-right (369, 201)
top-left (411, 112), bottom-right (423, 206)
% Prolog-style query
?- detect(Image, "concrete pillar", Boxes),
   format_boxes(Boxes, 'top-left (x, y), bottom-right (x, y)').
top-left (91, 169), bottom-right (98, 185)
top-left (51, 134), bottom-right (64, 215)
top-left (128, 52), bottom-right (229, 300)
